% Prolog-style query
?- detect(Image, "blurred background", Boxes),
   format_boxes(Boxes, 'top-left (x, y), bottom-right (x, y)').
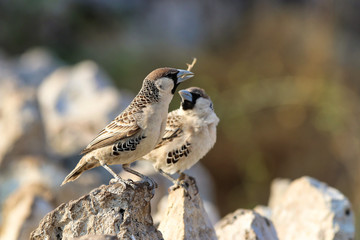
top-left (0, 0), bottom-right (359, 238)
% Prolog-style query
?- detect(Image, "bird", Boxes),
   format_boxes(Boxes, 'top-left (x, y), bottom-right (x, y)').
top-left (61, 67), bottom-right (194, 187)
top-left (142, 87), bottom-right (219, 187)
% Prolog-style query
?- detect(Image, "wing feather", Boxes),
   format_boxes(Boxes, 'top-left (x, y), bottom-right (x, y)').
top-left (81, 101), bottom-right (143, 155)
top-left (155, 111), bottom-right (184, 149)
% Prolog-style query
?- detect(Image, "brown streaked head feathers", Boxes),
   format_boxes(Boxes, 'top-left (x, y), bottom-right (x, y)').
top-left (145, 68), bottom-right (178, 81)
top-left (186, 87), bottom-right (209, 99)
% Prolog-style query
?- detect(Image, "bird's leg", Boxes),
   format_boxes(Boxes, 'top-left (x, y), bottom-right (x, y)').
top-left (101, 163), bottom-right (127, 188)
top-left (122, 164), bottom-right (158, 189)
top-left (156, 168), bottom-right (178, 184)
top-left (155, 168), bottom-right (185, 190)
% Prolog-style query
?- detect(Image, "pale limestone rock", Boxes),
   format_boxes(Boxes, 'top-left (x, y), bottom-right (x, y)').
top-left (215, 209), bottom-right (279, 240)
top-left (73, 235), bottom-right (118, 240)
top-left (268, 178), bottom-right (291, 209)
top-left (253, 178), bottom-right (291, 220)
top-left (125, 161), bottom-right (220, 226)
top-left (16, 47), bottom-right (62, 87)
top-left (254, 205), bottom-right (272, 219)
top-left (0, 156), bottom-right (103, 240)
top-left (0, 156), bottom-right (102, 211)
top-left (0, 183), bottom-right (54, 240)
top-left (0, 48), bottom-right (62, 165)
top-left (271, 176), bottom-right (355, 240)
top-left (0, 79), bottom-right (46, 166)
top-left (158, 174), bottom-right (217, 240)
top-left (37, 60), bottom-right (132, 156)
top-left (30, 182), bottom-right (162, 240)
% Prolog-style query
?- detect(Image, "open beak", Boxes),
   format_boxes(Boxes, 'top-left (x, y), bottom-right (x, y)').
top-left (178, 89), bottom-right (193, 102)
top-left (176, 69), bottom-right (194, 83)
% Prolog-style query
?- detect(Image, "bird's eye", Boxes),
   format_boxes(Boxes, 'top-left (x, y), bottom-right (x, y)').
top-left (210, 103), bottom-right (214, 110)
top-left (192, 93), bottom-right (200, 99)
top-left (166, 73), bottom-right (174, 78)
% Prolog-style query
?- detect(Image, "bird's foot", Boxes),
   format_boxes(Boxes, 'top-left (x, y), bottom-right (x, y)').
top-left (169, 174), bottom-right (198, 199)
top-left (140, 176), bottom-right (158, 189)
top-left (109, 177), bottom-right (134, 188)
top-left (170, 179), bottom-right (191, 198)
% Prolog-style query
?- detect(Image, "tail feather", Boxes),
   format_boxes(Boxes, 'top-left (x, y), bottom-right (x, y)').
top-left (61, 156), bottom-right (98, 186)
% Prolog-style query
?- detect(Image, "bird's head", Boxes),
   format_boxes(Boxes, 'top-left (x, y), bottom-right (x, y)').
top-left (145, 68), bottom-right (194, 95)
top-left (179, 87), bottom-right (214, 115)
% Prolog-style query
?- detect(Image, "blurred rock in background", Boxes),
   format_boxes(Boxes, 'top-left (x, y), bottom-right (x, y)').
top-left (0, 182), bottom-right (53, 240)
top-left (0, 49), bottom-right (133, 240)
top-left (1, 0), bottom-right (360, 238)
top-left (37, 60), bottom-right (131, 157)
top-left (271, 177), bottom-right (355, 240)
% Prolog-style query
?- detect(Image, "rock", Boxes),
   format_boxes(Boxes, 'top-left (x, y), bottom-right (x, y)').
top-left (0, 48), bottom-right (64, 166)
top-left (271, 176), bottom-right (355, 240)
top-left (119, 161), bottom-right (169, 221)
top-left (0, 79), bottom-right (46, 166)
top-left (268, 178), bottom-right (291, 209)
top-left (254, 205), bottom-right (272, 219)
top-left (30, 182), bottom-right (162, 240)
top-left (15, 48), bottom-right (62, 87)
top-left (124, 161), bottom-right (220, 226)
top-left (158, 174), bottom-right (217, 240)
top-left (252, 178), bottom-right (291, 220)
top-left (0, 155), bottom-right (102, 209)
top-left (185, 163), bottom-right (220, 224)
top-left (0, 155), bottom-right (105, 238)
top-left (37, 60), bottom-right (132, 157)
top-left (215, 209), bottom-right (279, 240)
top-left (0, 183), bottom-right (54, 240)
top-left (73, 235), bottom-right (119, 240)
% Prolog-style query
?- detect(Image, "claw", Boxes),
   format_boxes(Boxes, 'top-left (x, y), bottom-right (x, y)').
top-left (142, 176), bottom-right (158, 189)
top-left (169, 179), bottom-right (192, 199)
top-left (109, 177), bottom-right (127, 189)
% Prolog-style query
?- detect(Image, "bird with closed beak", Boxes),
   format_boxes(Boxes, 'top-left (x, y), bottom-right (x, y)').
top-left (61, 67), bottom-right (194, 187)
top-left (143, 87), bottom-right (219, 187)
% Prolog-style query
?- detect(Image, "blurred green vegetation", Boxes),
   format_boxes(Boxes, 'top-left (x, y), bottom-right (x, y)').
top-left (1, 0), bottom-right (360, 236)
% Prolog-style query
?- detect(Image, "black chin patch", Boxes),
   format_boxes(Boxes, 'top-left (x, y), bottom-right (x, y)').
top-left (182, 100), bottom-right (195, 110)
top-left (181, 92), bottom-right (201, 110)
top-left (171, 83), bottom-right (179, 94)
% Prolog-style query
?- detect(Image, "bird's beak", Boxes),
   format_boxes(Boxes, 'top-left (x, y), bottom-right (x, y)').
top-left (178, 90), bottom-right (193, 102)
top-left (176, 69), bottom-right (194, 83)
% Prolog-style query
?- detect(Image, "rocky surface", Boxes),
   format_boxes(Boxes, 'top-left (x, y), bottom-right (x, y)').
top-left (0, 48), bottom-right (62, 166)
top-left (253, 205), bottom-right (272, 219)
top-left (0, 156), bottom-right (102, 225)
top-left (122, 161), bottom-right (220, 226)
top-left (215, 209), bottom-right (278, 240)
top-left (158, 174), bottom-right (217, 240)
top-left (0, 79), bottom-right (46, 167)
top-left (268, 178), bottom-right (291, 210)
top-left (271, 176), bottom-right (355, 240)
top-left (0, 183), bottom-right (53, 240)
top-left (30, 182), bottom-right (162, 240)
top-left (74, 235), bottom-right (119, 240)
top-left (37, 60), bottom-right (131, 157)
top-left (0, 48), bottom-right (132, 165)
